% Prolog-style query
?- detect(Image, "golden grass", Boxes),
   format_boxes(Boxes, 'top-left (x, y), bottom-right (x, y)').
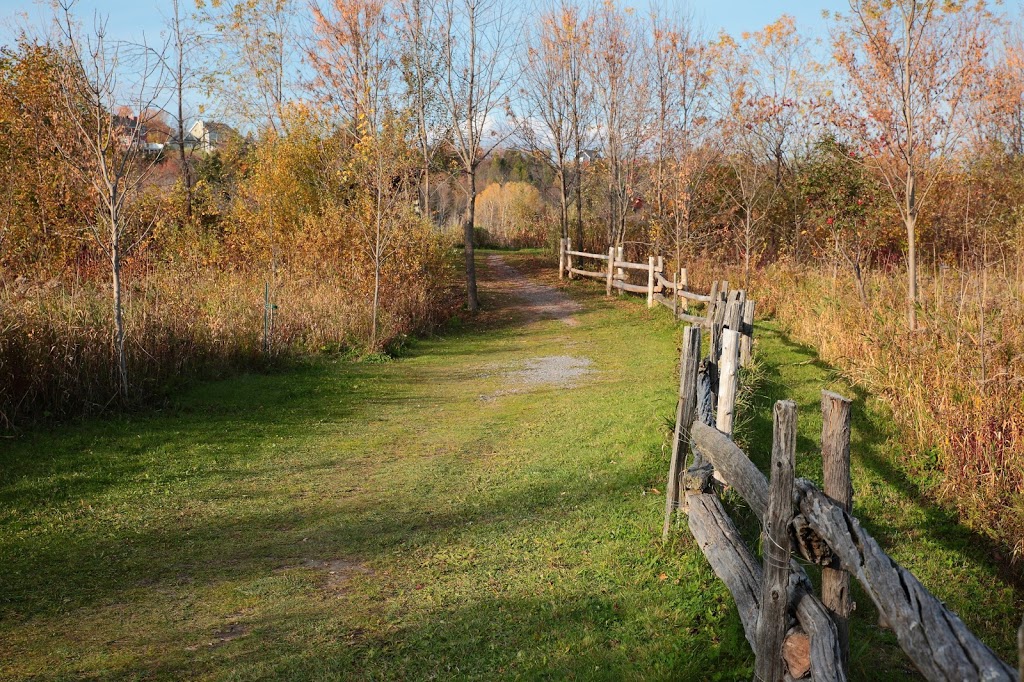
top-left (700, 260), bottom-right (1024, 559)
top-left (0, 257), bottom-right (456, 428)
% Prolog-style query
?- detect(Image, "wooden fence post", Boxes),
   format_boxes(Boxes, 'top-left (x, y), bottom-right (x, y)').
top-left (663, 326), bottom-right (702, 540)
top-left (822, 390), bottom-right (853, 671)
top-left (706, 280), bottom-right (721, 327)
top-left (725, 299), bottom-right (742, 334)
top-left (616, 246), bottom-right (624, 295)
top-left (647, 256), bottom-right (656, 308)
top-left (606, 246), bottom-right (615, 296)
top-left (716, 329), bottom-right (741, 437)
top-left (566, 238), bottom-right (574, 280)
top-left (755, 400), bottom-right (797, 682)
top-left (558, 238), bottom-right (565, 280)
top-left (740, 300), bottom-right (756, 367)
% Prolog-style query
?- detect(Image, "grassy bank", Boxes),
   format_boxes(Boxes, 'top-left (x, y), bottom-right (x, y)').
top-left (0, 252), bottom-right (1017, 680)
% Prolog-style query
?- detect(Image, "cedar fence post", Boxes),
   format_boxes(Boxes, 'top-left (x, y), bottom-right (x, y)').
top-left (715, 329), bottom-right (741, 437)
top-left (558, 238), bottom-right (565, 280)
top-left (706, 280), bottom-right (721, 328)
top-left (740, 300), bottom-right (756, 367)
top-left (647, 256), bottom-right (656, 308)
top-left (566, 238), bottom-right (574, 280)
top-left (822, 390), bottom-right (853, 672)
top-left (606, 246), bottom-right (615, 296)
top-left (755, 400), bottom-right (797, 682)
top-left (616, 246), bottom-right (625, 295)
top-left (663, 326), bottom-right (702, 541)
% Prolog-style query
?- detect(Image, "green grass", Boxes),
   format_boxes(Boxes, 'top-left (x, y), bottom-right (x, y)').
top-left (0, 252), bottom-right (1018, 681)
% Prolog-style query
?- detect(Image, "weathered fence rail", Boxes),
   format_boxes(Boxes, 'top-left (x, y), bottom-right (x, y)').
top-left (556, 240), bottom-right (752, 364)
top-left (663, 319), bottom-right (1021, 680)
top-left (554, 239), bottom-right (1022, 679)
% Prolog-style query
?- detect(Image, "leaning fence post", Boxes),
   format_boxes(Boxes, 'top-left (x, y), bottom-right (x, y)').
top-left (755, 400), bottom-right (797, 682)
top-left (566, 238), bottom-right (574, 280)
top-left (558, 238), bottom-right (566, 280)
top-left (663, 326), bottom-right (702, 541)
top-left (740, 300), bottom-right (756, 367)
top-left (822, 390), bottom-right (853, 671)
top-left (715, 329), bottom-right (741, 437)
top-left (647, 256), bottom-right (656, 308)
top-left (606, 246), bottom-right (615, 296)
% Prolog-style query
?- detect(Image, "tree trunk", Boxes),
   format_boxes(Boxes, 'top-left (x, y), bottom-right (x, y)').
top-left (906, 211), bottom-right (917, 331)
top-left (371, 259), bottom-right (381, 350)
top-left (558, 166), bottom-right (569, 241)
top-left (110, 219), bottom-right (128, 399)
top-left (464, 170), bottom-right (479, 313)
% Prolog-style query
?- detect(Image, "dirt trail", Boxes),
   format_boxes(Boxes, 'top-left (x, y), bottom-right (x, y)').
top-left (484, 254), bottom-right (581, 326)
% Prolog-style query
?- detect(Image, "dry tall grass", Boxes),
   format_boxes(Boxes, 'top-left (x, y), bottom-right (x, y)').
top-left (0, 257), bottom-right (456, 429)
top-left (710, 261), bottom-right (1024, 558)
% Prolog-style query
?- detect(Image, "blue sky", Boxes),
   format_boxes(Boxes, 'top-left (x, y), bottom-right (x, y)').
top-left (0, 0), bottom-right (880, 46)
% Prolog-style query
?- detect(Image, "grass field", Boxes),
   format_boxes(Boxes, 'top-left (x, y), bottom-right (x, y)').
top-left (1, 252), bottom-right (1019, 680)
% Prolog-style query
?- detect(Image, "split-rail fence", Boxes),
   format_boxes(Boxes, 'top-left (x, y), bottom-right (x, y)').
top-left (555, 239), bottom-right (1024, 681)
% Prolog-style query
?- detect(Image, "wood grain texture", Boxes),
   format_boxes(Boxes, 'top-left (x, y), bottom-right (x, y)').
top-left (663, 327), bottom-right (701, 541)
top-left (756, 400), bottom-right (797, 682)
top-left (793, 479), bottom-right (1017, 682)
top-left (820, 390), bottom-right (853, 669)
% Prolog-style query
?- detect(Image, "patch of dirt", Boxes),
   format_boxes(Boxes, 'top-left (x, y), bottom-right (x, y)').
top-left (185, 621), bottom-right (250, 651)
top-left (485, 254), bottom-right (581, 326)
top-left (301, 558), bottom-right (373, 591)
top-left (481, 355), bottom-right (594, 400)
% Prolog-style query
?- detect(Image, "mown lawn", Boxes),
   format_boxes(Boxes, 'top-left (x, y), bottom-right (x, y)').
top-left (0, 251), bottom-right (1018, 681)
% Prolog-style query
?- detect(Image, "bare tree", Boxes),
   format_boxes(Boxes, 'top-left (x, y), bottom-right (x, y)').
top-left (163, 0), bottom-right (200, 222)
top-left (516, 1), bottom-right (593, 245)
top-left (397, 0), bottom-right (443, 220)
top-left (587, 0), bottom-right (652, 250)
top-left (832, 0), bottom-right (993, 330)
top-left (437, 0), bottom-right (520, 312)
top-left (50, 1), bottom-right (167, 397)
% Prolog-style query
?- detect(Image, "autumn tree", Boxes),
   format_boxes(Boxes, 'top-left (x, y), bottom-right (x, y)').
top-left (516, 1), bottom-right (593, 245)
top-left (648, 3), bottom-right (712, 267)
top-left (437, 0), bottom-right (520, 312)
top-left (714, 17), bottom-right (814, 287)
top-left (587, 0), bottom-right (651, 250)
top-left (831, 0), bottom-right (993, 330)
top-left (50, 1), bottom-right (168, 396)
top-left (162, 0), bottom-right (201, 222)
top-left (197, 0), bottom-right (299, 135)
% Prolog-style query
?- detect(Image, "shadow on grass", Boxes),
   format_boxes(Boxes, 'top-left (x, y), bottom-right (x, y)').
top-left (736, 322), bottom-right (1023, 666)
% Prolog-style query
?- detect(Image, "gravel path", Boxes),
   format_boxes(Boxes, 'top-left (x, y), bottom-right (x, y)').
top-left (485, 254), bottom-right (581, 326)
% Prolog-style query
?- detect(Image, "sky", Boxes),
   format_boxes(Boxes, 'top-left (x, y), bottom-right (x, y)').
top-left (0, 0), bottom-right (865, 47)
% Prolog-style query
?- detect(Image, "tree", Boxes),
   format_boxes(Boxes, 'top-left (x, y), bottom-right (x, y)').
top-left (648, 3), bottom-right (712, 267)
top-left (437, 0), bottom-right (520, 312)
top-left (197, 0), bottom-right (299, 135)
top-left (50, 0), bottom-right (168, 397)
top-left (396, 0), bottom-right (443, 219)
top-left (831, 0), bottom-right (993, 329)
top-left (587, 0), bottom-right (651, 250)
top-left (162, 0), bottom-right (202, 223)
top-left (714, 17), bottom-right (814, 288)
top-left (799, 135), bottom-right (878, 307)
top-left (516, 1), bottom-right (593, 246)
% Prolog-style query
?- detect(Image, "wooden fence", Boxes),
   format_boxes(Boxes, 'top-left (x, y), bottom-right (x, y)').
top-left (556, 239), bottom-right (755, 366)
top-left (555, 240), bottom-right (1023, 680)
top-left (663, 321), bottom-right (1023, 681)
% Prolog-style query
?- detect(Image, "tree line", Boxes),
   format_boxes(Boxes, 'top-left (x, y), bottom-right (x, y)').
top-left (2, 0), bottom-right (1024, 395)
